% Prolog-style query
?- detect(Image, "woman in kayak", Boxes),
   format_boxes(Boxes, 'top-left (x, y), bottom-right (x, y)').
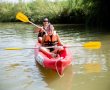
top-left (34, 18), bottom-right (51, 43)
top-left (40, 24), bottom-right (64, 58)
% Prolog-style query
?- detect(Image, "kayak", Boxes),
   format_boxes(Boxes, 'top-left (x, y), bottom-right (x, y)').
top-left (34, 42), bottom-right (73, 75)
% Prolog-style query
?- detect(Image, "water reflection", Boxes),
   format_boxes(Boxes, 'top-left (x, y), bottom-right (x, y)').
top-left (36, 62), bottom-right (73, 90)
top-left (72, 48), bottom-right (108, 74)
top-left (84, 64), bottom-right (101, 73)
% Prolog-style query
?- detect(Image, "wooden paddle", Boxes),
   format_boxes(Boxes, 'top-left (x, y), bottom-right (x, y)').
top-left (16, 12), bottom-right (40, 28)
top-left (3, 42), bottom-right (101, 50)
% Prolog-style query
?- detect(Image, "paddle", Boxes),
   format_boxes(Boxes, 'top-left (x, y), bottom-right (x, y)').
top-left (4, 46), bottom-right (55, 50)
top-left (4, 47), bottom-right (39, 50)
top-left (3, 41), bottom-right (101, 50)
top-left (64, 41), bottom-right (101, 49)
top-left (13, 13), bottom-right (101, 50)
top-left (16, 12), bottom-right (40, 28)
top-left (83, 41), bottom-right (101, 49)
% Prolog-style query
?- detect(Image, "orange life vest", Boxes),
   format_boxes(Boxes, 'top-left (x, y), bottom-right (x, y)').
top-left (44, 31), bottom-right (58, 46)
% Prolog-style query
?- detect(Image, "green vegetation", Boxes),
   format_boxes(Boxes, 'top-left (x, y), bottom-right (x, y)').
top-left (0, 0), bottom-right (110, 28)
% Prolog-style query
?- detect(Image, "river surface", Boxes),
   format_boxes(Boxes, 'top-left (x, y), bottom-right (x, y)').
top-left (0, 23), bottom-right (110, 90)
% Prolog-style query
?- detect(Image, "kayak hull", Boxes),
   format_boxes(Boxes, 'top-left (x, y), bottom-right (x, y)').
top-left (34, 43), bottom-right (72, 75)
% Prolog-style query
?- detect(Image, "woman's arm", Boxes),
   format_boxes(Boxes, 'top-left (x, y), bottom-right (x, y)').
top-left (57, 34), bottom-right (63, 46)
top-left (34, 27), bottom-right (45, 33)
top-left (34, 27), bottom-right (40, 33)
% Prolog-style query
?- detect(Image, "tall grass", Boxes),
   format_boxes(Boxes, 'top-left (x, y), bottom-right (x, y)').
top-left (0, 0), bottom-right (92, 24)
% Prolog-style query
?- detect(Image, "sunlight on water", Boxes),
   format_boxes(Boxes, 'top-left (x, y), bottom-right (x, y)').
top-left (0, 23), bottom-right (110, 90)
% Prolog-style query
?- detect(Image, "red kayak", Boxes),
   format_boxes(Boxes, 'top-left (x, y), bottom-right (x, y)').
top-left (34, 43), bottom-right (73, 75)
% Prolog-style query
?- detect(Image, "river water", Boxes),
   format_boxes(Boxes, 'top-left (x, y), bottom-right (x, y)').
top-left (0, 23), bottom-right (110, 90)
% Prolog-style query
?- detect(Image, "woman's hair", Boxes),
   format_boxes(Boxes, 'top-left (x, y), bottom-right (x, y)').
top-left (47, 24), bottom-right (54, 32)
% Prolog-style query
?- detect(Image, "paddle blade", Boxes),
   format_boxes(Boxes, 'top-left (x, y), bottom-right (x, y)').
top-left (16, 12), bottom-right (30, 22)
top-left (5, 48), bottom-right (23, 50)
top-left (83, 42), bottom-right (101, 49)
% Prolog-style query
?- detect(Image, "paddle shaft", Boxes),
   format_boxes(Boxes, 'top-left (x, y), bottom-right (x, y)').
top-left (29, 21), bottom-right (40, 28)
top-left (3, 46), bottom-right (58, 50)
top-left (2, 41), bottom-right (101, 50)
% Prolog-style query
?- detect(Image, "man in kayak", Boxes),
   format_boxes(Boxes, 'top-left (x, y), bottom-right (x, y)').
top-left (34, 18), bottom-right (51, 43)
top-left (40, 24), bottom-right (64, 58)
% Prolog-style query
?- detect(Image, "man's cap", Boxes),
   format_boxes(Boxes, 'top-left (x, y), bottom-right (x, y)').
top-left (43, 18), bottom-right (49, 22)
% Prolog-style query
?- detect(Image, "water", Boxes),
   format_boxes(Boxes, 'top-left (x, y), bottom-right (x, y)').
top-left (0, 23), bottom-right (110, 90)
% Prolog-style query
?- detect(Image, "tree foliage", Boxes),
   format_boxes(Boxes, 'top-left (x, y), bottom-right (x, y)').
top-left (0, 0), bottom-right (110, 28)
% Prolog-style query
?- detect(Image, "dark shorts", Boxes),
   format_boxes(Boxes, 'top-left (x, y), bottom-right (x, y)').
top-left (49, 48), bottom-right (54, 52)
